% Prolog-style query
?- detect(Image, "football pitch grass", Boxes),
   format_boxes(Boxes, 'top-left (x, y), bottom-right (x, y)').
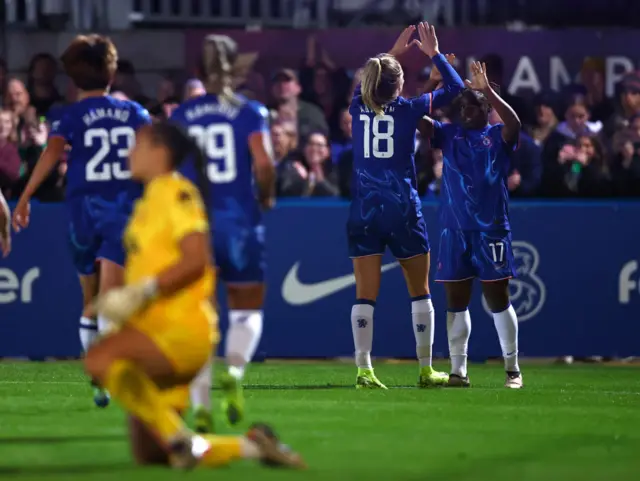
top-left (0, 361), bottom-right (639, 481)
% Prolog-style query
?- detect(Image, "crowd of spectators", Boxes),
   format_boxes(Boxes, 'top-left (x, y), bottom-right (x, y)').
top-left (1, 44), bottom-right (640, 203)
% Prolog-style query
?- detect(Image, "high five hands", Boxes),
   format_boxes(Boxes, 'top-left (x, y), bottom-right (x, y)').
top-left (388, 22), bottom-right (441, 58)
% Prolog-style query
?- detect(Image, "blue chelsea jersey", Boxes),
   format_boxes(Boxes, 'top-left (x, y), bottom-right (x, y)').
top-left (431, 121), bottom-right (517, 231)
top-left (348, 53), bottom-right (464, 227)
top-left (171, 94), bottom-right (269, 226)
top-left (49, 96), bottom-right (151, 201)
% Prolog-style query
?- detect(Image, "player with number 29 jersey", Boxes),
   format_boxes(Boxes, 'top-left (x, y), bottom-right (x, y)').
top-left (168, 34), bottom-right (276, 432)
top-left (171, 94), bottom-right (269, 283)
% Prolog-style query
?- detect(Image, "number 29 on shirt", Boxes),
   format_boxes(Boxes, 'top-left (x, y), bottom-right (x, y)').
top-left (360, 114), bottom-right (394, 159)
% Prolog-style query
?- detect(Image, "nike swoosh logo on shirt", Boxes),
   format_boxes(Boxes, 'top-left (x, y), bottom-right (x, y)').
top-left (281, 261), bottom-right (400, 306)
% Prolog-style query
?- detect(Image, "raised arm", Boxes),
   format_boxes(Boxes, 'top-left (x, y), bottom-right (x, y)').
top-left (352, 25), bottom-right (418, 101)
top-left (466, 61), bottom-right (521, 143)
top-left (414, 23), bottom-right (464, 112)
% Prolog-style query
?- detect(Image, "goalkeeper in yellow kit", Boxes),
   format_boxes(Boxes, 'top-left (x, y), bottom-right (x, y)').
top-left (84, 122), bottom-right (305, 470)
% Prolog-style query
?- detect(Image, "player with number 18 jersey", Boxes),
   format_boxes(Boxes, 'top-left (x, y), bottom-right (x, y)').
top-left (346, 24), bottom-right (464, 390)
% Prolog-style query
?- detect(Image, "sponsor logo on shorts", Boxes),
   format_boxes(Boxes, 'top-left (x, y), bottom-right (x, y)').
top-left (482, 241), bottom-right (545, 322)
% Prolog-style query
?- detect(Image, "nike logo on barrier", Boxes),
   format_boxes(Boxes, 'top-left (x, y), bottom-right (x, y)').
top-left (281, 261), bottom-right (400, 306)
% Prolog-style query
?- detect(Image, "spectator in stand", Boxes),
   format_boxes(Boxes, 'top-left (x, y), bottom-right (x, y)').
top-left (545, 135), bottom-right (612, 197)
top-left (113, 59), bottom-right (149, 106)
top-left (269, 68), bottom-right (328, 141)
top-left (278, 131), bottom-right (338, 197)
top-left (301, 35), bottom-right (351, 138)
top-left (578, 57), bottom-right (615, 123)
top-left (273, 121), bottom-right (309, 197)
top-left (272, 121), bottom-right (299, 163)
top-left (611, 114), bottom-right (640, 196)
top-left (490, 108), bottom-right (542, 196)
top-left (5, 78), bottom-right (63, 201)
top-left (156, 70), bottom-right (179, 104)
top-left (604, 71), bottom-right (640, 141)
top-left (528, 92), bottom-right (559, 147)
top-left (542, 95), bottom-right (603, 183)
top-left (331, 108), bottom-right (352, 165)
top-left (0, 57), bottom-right (8, 103)
top-left (184, 78), bottom-right (206, 100)
top-left (0, 109), bottom-right (20, 197)
top-left (27, 53), bottom-right (63, 117)
top-left (301, 131), bottom-right (339, 197)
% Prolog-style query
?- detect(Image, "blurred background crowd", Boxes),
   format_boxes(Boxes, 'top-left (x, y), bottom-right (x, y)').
top-left (1, 0), bottom-right (640, 202)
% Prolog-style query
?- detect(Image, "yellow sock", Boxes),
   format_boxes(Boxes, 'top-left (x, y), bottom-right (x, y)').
top-left (104, 359), bottom-right (185, 443)
top-left (198, 435), bottom-right (243, 467)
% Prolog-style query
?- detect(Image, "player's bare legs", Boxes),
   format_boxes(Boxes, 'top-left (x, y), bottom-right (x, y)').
top-left (443, 279), bottom-right (474, 387)
top-left (77, 272), bottom-right (110, 406)
top-left (351, 255), bottom-right (386, 389)
top-left (214, 284), bottom-right (265, 427)
top-left (482, 280), bottom-right (522, 389)
top-left (84, 259), bottom-right (125, 407)
top-left (85, 327), bottom-right (304, 470)
top-left (399, 253), bottom-right (448, 387)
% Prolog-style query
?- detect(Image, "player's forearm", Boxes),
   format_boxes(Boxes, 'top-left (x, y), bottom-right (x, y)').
top-left (484, 87), bottom-right (521, 141)
top-left (20, 151), bottom-right (58, 199)
top-left (256, 164), bottom-right (276, 204)
top-left (429, 55), bottom-right (465, 110)
top-left (431, 54), bottom-right (464, 91)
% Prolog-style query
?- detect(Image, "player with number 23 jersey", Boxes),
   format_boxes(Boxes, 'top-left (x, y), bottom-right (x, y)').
top-left (51, 96), bottom-right (150, 272)
top-left (12, 34), bottom-right (151, 408)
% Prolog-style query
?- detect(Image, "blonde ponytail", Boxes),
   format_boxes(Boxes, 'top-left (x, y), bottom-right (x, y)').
top-left (202, 35), bottom-right (240, 106)
top-left (361, 57), bottom-right (384, 116)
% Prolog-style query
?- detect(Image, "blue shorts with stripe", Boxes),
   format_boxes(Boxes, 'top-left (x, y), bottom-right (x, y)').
top-left (435, 228), bottom-right (517, 282)
top-left (67, 194), bottom-right (133, 275)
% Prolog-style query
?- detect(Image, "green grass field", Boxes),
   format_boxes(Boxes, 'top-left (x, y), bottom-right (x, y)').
top-left (0, 361), bottom-right (639, 481)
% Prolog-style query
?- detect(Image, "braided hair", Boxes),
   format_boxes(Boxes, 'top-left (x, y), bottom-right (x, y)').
top-left (201, 34), bottom-right (240, 106)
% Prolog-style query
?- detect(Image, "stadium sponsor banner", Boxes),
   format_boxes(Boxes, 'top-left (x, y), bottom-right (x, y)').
top-left (2, 202), bottom-right (639, 359)
top-left (186, 28), bottom-right (640, 97)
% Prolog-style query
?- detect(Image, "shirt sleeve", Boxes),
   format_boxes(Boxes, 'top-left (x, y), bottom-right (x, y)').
top-left (489, 124), bottom-right (518, 152)
top-left (167, 182), bottom-right (209, 243)
top-left (244, 102), bottom-right (270, 135)
top-left (169, 106), bottom-right (185, 125)
top-left (48, 113), bottom-right (73, 143)
top-left (135, 105), bottom-right (152, 128)
top-left (428, 120), bottom-right (447, 149)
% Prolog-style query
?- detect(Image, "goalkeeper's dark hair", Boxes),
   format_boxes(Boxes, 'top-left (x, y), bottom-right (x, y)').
top-left (200, 34), bottom-right (240, 106)
top-left (146, 122), bottom-right (209, 218)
